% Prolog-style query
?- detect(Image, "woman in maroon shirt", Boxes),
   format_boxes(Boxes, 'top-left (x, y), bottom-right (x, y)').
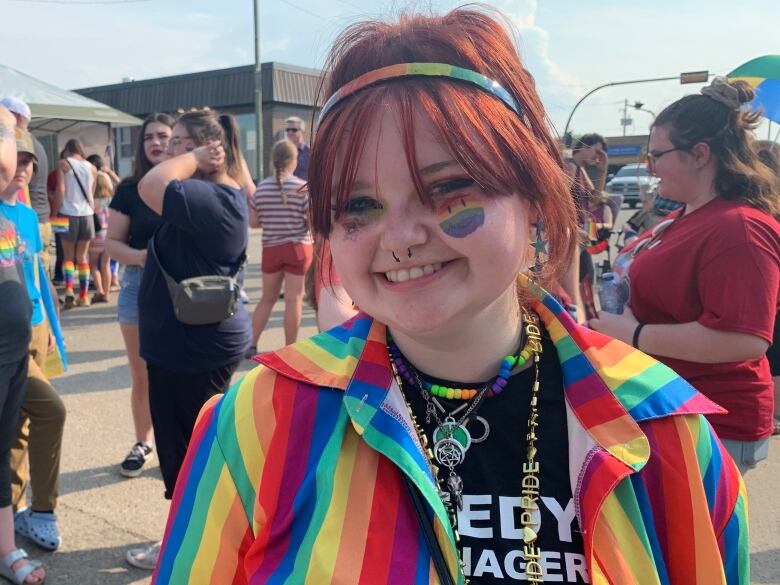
top-left (591, 77), bottom-right (780, 474)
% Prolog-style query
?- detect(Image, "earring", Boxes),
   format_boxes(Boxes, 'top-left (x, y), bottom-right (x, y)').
top-left (530, 220), bottom-right (547, 278)
top-left (392, 251), bottom-right (401, 263)
top-left (407, 248), bottom-right (413, 259)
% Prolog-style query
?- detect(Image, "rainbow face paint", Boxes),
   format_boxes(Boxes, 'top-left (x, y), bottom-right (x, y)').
top-left (436, 194), bottom-right (485, 238)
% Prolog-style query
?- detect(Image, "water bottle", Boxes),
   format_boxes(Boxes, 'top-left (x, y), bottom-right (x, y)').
top-left (598, 272), bottom-right (624, 315)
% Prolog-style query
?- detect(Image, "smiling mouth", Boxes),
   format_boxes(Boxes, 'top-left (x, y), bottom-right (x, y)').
top-left (384, 262), bottom-right (445, 283)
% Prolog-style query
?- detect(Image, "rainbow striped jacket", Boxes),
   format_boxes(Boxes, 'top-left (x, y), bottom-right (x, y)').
top-left (153, 282), bottom-right (749, 585)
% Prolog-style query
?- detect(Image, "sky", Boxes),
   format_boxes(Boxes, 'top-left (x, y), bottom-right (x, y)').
top-left (2, 0), bottom-right (779, 140)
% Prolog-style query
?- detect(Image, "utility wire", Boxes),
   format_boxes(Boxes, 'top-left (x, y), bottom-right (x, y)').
top-left (275, 0), bottom-right (329, 20)
top-left (11, 0), bottom-right (152, 4)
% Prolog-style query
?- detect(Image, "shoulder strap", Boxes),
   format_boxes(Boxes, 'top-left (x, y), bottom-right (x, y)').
top-left (401, 474), bottom-right (455, 585)
top-left (148, 232), bottom-right (178, 289)
top-left (65, 159), bottom-right (92, 204)
top-left (150, 229), bottom-right (246, 282)
top-left (230, 249), bottom-right (247, 278)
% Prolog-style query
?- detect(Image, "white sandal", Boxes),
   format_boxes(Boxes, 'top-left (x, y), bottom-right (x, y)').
top-left (126, 541), bottom-right (161, 571)
top-left (0, 549), bottom-right (45, 584)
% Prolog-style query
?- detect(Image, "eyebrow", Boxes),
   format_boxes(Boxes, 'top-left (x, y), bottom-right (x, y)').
top-left (335, 159), bottom-right (461, 193)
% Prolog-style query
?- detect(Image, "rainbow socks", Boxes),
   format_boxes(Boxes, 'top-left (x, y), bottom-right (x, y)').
top-left (77, 262), bottom-right (90, 298)
top-left (63, 261), bottom-right (75, 295)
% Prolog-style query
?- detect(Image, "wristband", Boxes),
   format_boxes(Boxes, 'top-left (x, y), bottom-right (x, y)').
top-left (632, 323), bottom-right (646, 349)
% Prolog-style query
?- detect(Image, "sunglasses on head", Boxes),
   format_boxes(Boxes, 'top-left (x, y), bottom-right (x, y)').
top-left (286, 128), bottom-right (300, 133)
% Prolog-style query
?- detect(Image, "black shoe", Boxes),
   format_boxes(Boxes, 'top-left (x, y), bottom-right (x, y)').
top-left (120, 442), bottom-right (154, 478)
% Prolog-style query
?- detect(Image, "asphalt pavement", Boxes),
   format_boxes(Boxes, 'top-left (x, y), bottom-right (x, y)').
top-left (18, 226), bottom-right (779, 584)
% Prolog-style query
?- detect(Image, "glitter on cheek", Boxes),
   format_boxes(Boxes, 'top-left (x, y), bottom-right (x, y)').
top-left (337, 217), bottom-right (370, 242)
top-left (436, 194), bottom-right (486, 238)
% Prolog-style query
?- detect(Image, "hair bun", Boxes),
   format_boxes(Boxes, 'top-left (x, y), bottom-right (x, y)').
top-left (701, 76), bottom-right (752, 109)
top-left (731, 79), bottom-right (756, 106)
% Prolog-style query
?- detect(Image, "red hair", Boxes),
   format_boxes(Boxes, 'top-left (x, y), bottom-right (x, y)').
top-left (309, 7), bottom-right (576, 283)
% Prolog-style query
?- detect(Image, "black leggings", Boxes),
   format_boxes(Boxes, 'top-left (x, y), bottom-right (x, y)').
top-left (148, 361), bottom-right (240, 499)
top-left (0, 357), bottom-right (28, 507)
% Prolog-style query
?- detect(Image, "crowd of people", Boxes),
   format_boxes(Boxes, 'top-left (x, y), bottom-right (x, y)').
top-left (0, 99), bottom-right (319, 582)
top-left (0, 6), bottom-right (779, 584)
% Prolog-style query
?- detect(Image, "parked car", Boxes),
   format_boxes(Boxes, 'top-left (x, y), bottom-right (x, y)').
top-left (605, 163), bottom-right (659, 208)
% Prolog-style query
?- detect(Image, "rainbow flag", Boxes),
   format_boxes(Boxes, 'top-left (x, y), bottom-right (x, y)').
top-left (38, 259), bottom-right (68, 378)
top-left (50, 217), bottom-right (69, 233)
top-left (585, 216), bottom-right (599, 241)
top-left (728, 55), bottom-right (780, 124)
top-left (20, 194), bottom-right (68, 377)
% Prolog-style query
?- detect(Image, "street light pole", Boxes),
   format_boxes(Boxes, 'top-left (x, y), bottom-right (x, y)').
top-left (253, 0), bottom-right (263, 179)
top-left (631, 102), bottom-right (655, 120)
top-left (562, 72), bottom-right (710, 142)
top-left (622, 99), bottom-right (630, 137)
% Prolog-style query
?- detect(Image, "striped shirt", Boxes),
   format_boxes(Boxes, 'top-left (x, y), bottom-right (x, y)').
top-left (252, 175), bottom-right (313, 246)
top-left (153, 275), bottom-right (748, 585)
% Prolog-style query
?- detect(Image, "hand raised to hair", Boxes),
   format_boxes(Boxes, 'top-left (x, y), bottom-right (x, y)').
top-left (193, 141), bottom-right (225, 174)
top-left (595, 148), bottom-right (609, 169)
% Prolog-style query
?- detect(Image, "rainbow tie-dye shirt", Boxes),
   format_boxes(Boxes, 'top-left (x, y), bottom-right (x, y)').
top-left (0, 215), bottom-right (24, 268)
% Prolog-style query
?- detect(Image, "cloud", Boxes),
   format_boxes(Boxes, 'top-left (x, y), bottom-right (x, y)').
top-left (489, 0), bottom-right (582, 133)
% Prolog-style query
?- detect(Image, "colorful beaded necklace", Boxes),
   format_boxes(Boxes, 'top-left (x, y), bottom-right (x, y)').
top-left (387, 321), bottom-right (541, 400)
top-left (390, 308), bottom-right (545, 583)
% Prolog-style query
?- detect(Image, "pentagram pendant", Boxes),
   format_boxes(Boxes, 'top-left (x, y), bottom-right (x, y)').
top-left (432, 418), bottom-right (472, 451)
top-left (434, 437), bottom-right (466, 469)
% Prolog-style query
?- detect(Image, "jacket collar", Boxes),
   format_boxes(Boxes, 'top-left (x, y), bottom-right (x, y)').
top-left (258, 276), bottom-right (724, 471)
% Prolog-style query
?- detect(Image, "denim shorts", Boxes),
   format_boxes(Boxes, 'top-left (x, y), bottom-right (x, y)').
top-left (117, 265), bottom-right (143, 325)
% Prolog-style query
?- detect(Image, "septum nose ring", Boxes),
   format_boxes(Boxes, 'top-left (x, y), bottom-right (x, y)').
top-left (391, 249), bottom-right (413, 263)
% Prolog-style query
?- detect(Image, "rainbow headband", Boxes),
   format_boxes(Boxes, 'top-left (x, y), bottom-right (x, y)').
top-left (317, 62), bottom-right (522, 125)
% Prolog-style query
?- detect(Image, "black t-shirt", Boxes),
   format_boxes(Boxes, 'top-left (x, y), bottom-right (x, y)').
top-left (404, 335), bottom-right (589, 584)
top-left (138, 179), bottom-right (251, 373)
top-left (109, 181), bottom-right (162, 250)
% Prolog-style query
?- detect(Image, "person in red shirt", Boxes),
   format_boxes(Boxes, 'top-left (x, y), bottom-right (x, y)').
top-left (591, 76), bottom-right (780, 474)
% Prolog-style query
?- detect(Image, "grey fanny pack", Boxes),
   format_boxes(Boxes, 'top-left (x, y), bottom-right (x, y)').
top-left (150, 235), bottom-right (245, 326)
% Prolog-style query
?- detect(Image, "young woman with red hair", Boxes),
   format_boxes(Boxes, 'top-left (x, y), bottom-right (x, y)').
top-left (153, 9), bottom-right (748, 585)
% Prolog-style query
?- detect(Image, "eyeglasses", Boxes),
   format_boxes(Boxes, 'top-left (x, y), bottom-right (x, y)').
top-left (285, 128), bottom-right (301, 133)
top-left (647, 146), bottom-right (686, 172)
top-left (169, 136), bottom-right (193, 147)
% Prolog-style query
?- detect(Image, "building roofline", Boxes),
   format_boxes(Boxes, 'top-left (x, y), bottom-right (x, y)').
top-left (74, 61), bottom-right (322, 93)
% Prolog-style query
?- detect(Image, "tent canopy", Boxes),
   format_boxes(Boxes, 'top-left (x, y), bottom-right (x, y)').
top-left (0, 64), bottom-right (142, 133)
